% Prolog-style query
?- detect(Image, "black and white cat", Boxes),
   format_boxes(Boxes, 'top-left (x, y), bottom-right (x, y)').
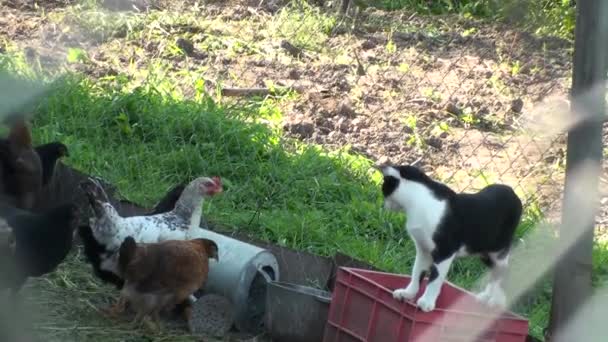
top-left (378, 164), bottom-right (523, 312)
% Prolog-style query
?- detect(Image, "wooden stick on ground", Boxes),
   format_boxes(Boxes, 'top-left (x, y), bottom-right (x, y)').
top-left (220, 86), bottom-right (305, 97)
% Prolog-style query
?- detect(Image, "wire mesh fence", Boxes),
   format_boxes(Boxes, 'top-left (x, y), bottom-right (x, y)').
top-left (262, 2), bottom-right (572, 337)
top-left (0, 0), bottom-right (603, 341)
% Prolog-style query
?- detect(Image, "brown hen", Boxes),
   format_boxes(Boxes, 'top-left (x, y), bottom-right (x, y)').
top-left (0, 119), bottom-right (43, 209)
top-left (117, 236), bottom-right (219, 330)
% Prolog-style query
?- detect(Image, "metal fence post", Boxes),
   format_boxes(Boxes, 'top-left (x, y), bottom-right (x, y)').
top-left (547, 0), bottom-right (608, 340)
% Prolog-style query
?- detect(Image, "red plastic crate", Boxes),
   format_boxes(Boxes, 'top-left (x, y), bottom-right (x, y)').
top-left (323, 267), bottom-right (529, 342)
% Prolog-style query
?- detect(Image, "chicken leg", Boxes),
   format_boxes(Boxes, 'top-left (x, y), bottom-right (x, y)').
top-left (150, 309), bottom-right (163, 332)
top-left (102, 296), bottom-right (128, 318)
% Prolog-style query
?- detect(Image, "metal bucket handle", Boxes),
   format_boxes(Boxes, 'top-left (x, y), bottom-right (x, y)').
top-left (267, 279), bottom-right (333, 304)
top-left (257, 265), bottom-right (274, 282)
top-left (315, 295), bottom-right (332, 304)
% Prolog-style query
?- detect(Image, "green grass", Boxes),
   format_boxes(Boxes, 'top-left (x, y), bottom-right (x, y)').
top-left (365, 0), bottom-right (575, 40)
top-left (30, 69), bottom-right (409, 266)
top-left (272, 1), bottom-right (337, 51)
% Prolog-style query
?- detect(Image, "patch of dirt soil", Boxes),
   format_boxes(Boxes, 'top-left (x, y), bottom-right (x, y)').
top-left (277, 10), bottom-right (572, 219)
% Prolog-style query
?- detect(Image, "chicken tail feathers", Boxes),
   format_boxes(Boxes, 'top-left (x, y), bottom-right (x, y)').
top-left (118, 236), bottom-right (137, 271)
top-left (92, 178), bottom-right (111, 203)
top-left (80, 177), bottom-right (110, 202)
top-left (80, 178), bottom-right (112, 217)
top-left (82, 191), bottom-right (104, 219)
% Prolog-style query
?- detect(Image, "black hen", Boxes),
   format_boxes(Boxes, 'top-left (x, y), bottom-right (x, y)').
top-left (150, 183), bottom-right (186, 214)
top-left (34, 142), bottom-right (69, 186)
top-left (0, 202), bottom-right (78, 293)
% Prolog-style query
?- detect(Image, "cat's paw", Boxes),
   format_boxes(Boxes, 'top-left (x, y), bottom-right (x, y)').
top-left (475, 287), bottom-right (492, 303)
top-left (416, 295), bottom-right (436, 312)
top-left (485, 289), bottom-right (507, 309)
top-left (393, 287), bottom-right (418, 301)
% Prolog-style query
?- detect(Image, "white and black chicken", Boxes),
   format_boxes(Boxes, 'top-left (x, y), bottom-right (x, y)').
top-left (78, 183), bottom-right (187, 290)
top-left (80, 176), bottom-right (223, 276)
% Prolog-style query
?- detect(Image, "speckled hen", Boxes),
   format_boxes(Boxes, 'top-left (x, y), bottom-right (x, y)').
top-left (78, 183), bottom-right (187, 290)
top-left (80, 176), bottom-right (223, 253)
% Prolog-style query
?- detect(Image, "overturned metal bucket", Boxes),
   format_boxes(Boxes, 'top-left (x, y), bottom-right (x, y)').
top-left (192, 228), bottom-right (279, 334)
top-left (265, 281), bottom-right (331, 342)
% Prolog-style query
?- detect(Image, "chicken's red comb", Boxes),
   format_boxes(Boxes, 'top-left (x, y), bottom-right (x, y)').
top-left (212, 176), bottom-right (222, 186)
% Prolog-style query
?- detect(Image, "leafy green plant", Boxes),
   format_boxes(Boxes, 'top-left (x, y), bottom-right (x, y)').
top-left (510, 60), bottom-right (521, 76)
top-left (461, 27), bottom-right (478, 37)
top-left (459, 107), bottom-right (480, 127)
top-left (398, 62), bottom-right (410, 73)
top-left (272, 1), bottom-right (336, 51)
top-left (386, 31), bottom-right (397, 54)
top-left (368, 0), bottom-right (575, 40)
top-left (431, 121), bottom-right (451, 136)
top-left (403, 114), bottom-right (425, 148)
top-left (66, 48), bottom-right (89, 64)
top-left (57, 5), bottom-right (143, 43)
top-left (421, 87), bottom-right (442, 102)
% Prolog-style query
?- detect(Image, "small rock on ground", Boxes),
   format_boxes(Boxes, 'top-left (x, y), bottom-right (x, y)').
top-left (189, 294), bottom-right (235, 338)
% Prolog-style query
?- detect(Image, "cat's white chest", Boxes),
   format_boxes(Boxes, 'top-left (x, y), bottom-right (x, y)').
top-left (402, 181), bottom-right (448, 229)
top-left (404, 190), bottom-right (448, 252)
top-left (405, 199), bottom-right (447, 233)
